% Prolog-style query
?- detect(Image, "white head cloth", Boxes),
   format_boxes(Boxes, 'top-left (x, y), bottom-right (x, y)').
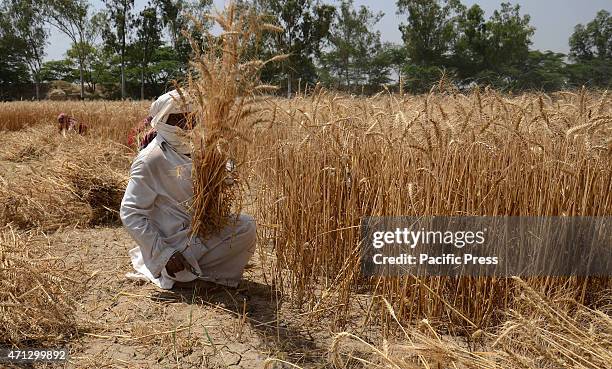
top-left (149, 90), bottom-right (193, 155)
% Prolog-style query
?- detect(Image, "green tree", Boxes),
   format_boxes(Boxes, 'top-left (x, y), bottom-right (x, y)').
top-left (396, 0), bottom-right (463, 66)
top-left (381, 43), bottom-right (408, 85)
top-left (103, 0), bottom-right (135, 99)
top-left (133, 3), bottom-right (162, 99)
top-left (154, 0), bottom-right (182, 49)
top-left (397, 1), bottom-right (535, 91)
top-left (453, 4), bottom-right (488, 80)
top-left (401, 64), bottom-right (448, 92)
top-left (59, 12), bottom-right (106, 94)
top-left (321, 0), bottom-right (388, 93)
top-left (569, 24), bottom-right (594, 61)
top-left (40, 59), bottom-right (77, 82)
top-left (148, 45), bottom-right (184, 90)
top-left (514, 50), bottom-right (567, 91)
top-left (0, 9), bottom-right (30, 93)
top-left (570, 10), bottom-right (611, 61)
top-left (154, 0), bottom-right (212, 64)
top-left (566, 59), bottom-right (611, 88)
top-left (464, 2), bottom-right (534, 88)
top-left (44, 0), bottom-right (97, 99)
top-left (90, 46), bottom-right (121, 97)
top-left (2, 0), bottom-right (47, 99)
top-left (567, 10), bottom-right (611, 88)
top-left (396, 0), bottom-right (463, 92)
top-left (67, 42), bottom-right (98, 91)
top-left (255, 0), bottom-right (335, 96)
top-left (366, 45), bottom-right (394, 91)
top-left (485, 3), bottom-right (534, 74)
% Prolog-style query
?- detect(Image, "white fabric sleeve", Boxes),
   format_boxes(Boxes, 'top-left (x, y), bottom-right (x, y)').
top-left (120, 159), bottom-right (187, 278)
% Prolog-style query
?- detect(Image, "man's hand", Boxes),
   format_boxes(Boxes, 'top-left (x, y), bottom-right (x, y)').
top-left (166, 252), bottom-right (189, 277)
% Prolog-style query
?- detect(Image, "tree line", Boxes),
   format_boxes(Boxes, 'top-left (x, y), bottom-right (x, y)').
top-left (0, 0), bottom-right (610, 100)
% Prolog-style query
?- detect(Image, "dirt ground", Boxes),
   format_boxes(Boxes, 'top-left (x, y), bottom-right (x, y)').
top-left (34, 226), bottom-right (344, 369)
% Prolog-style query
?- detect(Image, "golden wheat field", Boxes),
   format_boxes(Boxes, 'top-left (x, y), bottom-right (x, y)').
top-left (0, 88), bottom-right (611, 368)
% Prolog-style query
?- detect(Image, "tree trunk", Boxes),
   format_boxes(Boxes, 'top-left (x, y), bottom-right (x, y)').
top-left (121, 3), bottom-right (127, 100)
top-left (140, 66), bottom-right (145, 100)
top-left (35, 78), bottom-right (40, 100)
top-left (345, 66), bottom-right (350, 92)
top-left (121, 51), bottom-right (126, 99)
top-left (287, 73), bottom-right (292, 99)
top-left (79, 62), bottom-right (85, 99)
top-left (287, 33), bottom-right (292, 99)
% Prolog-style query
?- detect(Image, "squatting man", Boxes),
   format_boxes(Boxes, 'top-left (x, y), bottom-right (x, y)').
top-left (120, 90), bottom-right (256, 289)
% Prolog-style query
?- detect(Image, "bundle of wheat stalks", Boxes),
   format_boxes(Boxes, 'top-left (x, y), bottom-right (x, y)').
top-left (184, 1), bottom-right (285, 240)
top-left (0, 124), bottom-right (131, 231)
top-left (0, 227), bottom-right (83, 345)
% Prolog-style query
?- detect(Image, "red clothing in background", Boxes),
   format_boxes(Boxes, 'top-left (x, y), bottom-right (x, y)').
top-left (127, 116), bottom-right (157, 151)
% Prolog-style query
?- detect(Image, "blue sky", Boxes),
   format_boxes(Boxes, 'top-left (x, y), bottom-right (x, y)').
top-left (45, 0), bottom-right (612, 60)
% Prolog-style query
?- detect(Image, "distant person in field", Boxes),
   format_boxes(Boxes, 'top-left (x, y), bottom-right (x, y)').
top-left (120, 90), bottom-right (256, 290)
top-left (127, 116), bottom-right (157, 151)
top-left (57, 113), bottom-right (88, 135)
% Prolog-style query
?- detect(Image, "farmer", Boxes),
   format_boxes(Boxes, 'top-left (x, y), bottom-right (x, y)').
top-left (120, 90), bottom-right (256, 290)
top-left (127, 116), bottom-right (157, 151)
top-left (57, 113), bottom-right (88, 135)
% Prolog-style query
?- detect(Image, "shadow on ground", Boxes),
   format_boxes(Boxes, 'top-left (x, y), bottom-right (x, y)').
top-left (151, 279), bottom-right (323, 366)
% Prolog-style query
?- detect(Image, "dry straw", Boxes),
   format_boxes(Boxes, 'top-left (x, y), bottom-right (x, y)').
top-left (328, 278), bottom-right (612, 369)
top-left (0, 226), bottom-right (84, 345)
top-left (0, 124), bottom-right (131, 231)
top-left (0, 100), bottom-right (148, 143)
top-left (183, 1), bottom-right (286, 240)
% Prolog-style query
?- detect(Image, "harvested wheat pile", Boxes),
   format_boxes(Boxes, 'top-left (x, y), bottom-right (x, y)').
top-left (0, 124), bottom-right (131, 230)
top-left (0, 171), bottom-right (92, 231)
top-left (0, 124), bottom-right (57, 163)
top-left (47, 135), bottom-right (131, 226)
top-left (47, 88), bottom-right (68, 101)
top-left (0, 227), bottom-right (83, 345)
